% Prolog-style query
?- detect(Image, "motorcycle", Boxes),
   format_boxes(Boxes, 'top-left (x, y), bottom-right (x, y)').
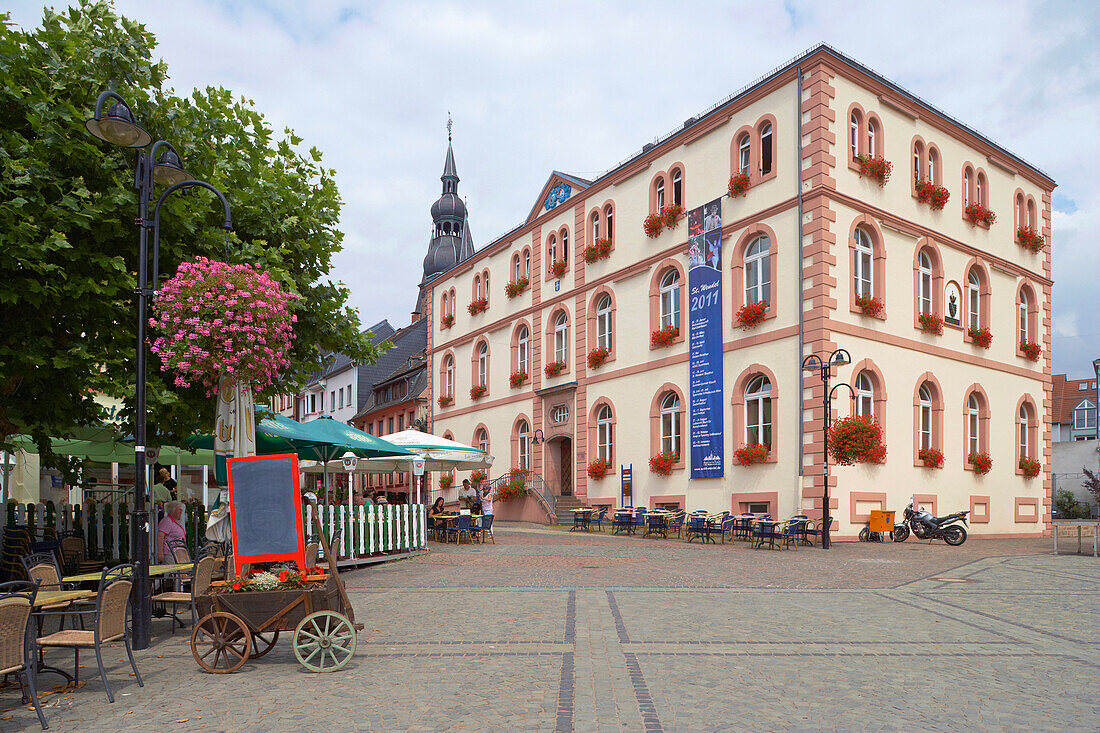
top-left (892, 503), bottom-right (969, 546)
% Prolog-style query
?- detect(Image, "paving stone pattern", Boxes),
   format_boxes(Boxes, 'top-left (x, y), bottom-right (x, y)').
top-left (2, 527), bottom-right (1096, 731)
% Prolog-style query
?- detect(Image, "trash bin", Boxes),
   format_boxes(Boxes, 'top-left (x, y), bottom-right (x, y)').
top-left (869, 510), bottom-right (895, 534)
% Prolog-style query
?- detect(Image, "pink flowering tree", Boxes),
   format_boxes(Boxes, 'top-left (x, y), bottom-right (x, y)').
top-left (149, 258), bottom-right (298, 394)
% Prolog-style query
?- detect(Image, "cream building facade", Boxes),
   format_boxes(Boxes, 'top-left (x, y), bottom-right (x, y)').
top-left (426, 45), bottom-right (1054, 537)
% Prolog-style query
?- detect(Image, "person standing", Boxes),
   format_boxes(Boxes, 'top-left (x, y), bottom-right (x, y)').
top-left (479, 483), bottom-right (494, 519)
top-left (459, 479), bottom-right (477, 510)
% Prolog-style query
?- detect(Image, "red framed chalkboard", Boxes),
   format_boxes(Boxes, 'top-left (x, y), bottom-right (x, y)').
top-left (226, 453), bottom-right (306, 575)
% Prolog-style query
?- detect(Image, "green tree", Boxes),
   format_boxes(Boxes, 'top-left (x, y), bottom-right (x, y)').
top-left (0, 2), bottom-right (383, 475)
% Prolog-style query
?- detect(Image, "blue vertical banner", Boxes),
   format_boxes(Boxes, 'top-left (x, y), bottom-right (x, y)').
top-left (687, 198), bottom-right (724, 478)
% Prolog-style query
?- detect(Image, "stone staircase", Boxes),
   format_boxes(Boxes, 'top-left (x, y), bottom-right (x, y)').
top-left (554, 495), bottom-right (585, 526)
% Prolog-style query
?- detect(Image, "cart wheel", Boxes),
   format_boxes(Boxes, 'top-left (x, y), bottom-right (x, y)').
top-left (191, 612), bottom-right (252, 674)
top-left (250, 629), bottom-right (280, 658)
top-left (293, 611), bottom-right (356, 672)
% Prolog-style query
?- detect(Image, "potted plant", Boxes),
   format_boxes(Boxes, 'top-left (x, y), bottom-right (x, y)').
top-left (964, 203), bottom-right (996, 227)
top-left (587, 347), bottom-right (610, 369)
top-left (643, 213), bottom-right (663, 238)
top-left (587, 458), bottom-right (612, 480)
top-left (505, 277), bottom-right (529, 298)
top-left (584, 238), bottom-right (613, 263)
top-left (728, 171), bottom-right (751, 198)
top-left (509, 370), bottom-right (527, 388)
top-left (467, 297), bottom-right (488, 315)
top-left (967, 326), bottom-right (993, 349)
top-left (918, 447), bottom-right (944, 469)
top-left (827, 414), bottom-right (887, 465)
top-left (734, 443), bottom-right (769, 466)
top-left (497, 469), bottom-right (527, 501)
top-left (440, 314), bottom-right (454, 329)
top-left (915, 180), bottom-right (950, 210)
top-left (1019, 457), bottom-right (1041, 479)
top-left (544, 360), bottom-right (567, 377)
top-left (649, 451), bottom-right (678, 476)
top-left (469, 385), bottom-right (486, 400)
top-left (736, 301), bottom-right (768, 329)
top-left (967, 452), bottom-right (992, 475)
top-left (550, 259), bottom-right (568, 278)
top-left (438, 473), bottom-right (454, 489)
top-left (1016, 226), bottom-right (1045, 253)
top-left (650, 325), bottom-right (679, 348)
top-left (855, 154), bottom-right (892, 187)
top-left (660, 203), bottom-right (685, 229)
top-left (1019, 340), bottom-right (1042, 361)
top-left (437, 394), bottom-right (453, 408)
top-left (855, 295), bottom-right (884, 318)
top-left (470, 469), bottom-right (488, 484)
top-left (918, 313), bottom-right (943, 335)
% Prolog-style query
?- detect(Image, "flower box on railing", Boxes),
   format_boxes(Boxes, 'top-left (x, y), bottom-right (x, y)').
top-left (855, 295), bottom-right (884, 318)
top-left (437, 394), bottom-right (453, 408)
top-left (505, 277), bottom-right (529, 298)
top-left (650, 326), bottom-right (679, 348)
top-left (467, 297), bottom-right (488, 315)
top-left (1019, 340), bottom-right (1042, 361)
top-left (509, 370), bottom-right (527, 388)
top-left (918, 313), bottom-right (943, 335)
top-left (1018, 457), bottom-right (1040, 479)
top-left (550, 259), bottom-right (568, 278)
top-left (497, 469), bottom-right (527, 501)
top-left (733, 444), bottom-right (769, 466)
top-left (964, 203), bottom-right (996, 227)
top-left (587, 458), bottom-right (612, 480)
top-left (967, 326), bottom-right (992, 349)
top-left (855, 154), bottom-right (892, 187)
top-left (827, 414), bottom-right (887, 465)
top-left (469, 385), bottom-right (486, 400)
top-left (728, 171), bottom-right (751, 198)
top-left (649, 451), bottom-right (678, 476)
top-left (1016, 226), bottom-right (1045, 254)
top-left (440, 314), bottom-right (454, 329)
top-left (438, 474), bottom-right (453, 489)
top-left (587, 347), bottom-right (610, 369)
top-left (544, 360), bottom-right (566, 378)
top-left (915, 180), bottom-right (950, 210)
top-left (584, 238), bottom-right (612, 264)
top-left (918, 447), bottom-right (944, 469)
top-left (967, 452), bottom-right (992, 475)
top-left (736, 301), bottom-right (768, 329)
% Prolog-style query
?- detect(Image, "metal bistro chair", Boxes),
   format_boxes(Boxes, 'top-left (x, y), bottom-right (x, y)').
top-left (778, 521), bottom-right (800, 551)
top-left (591, 507), bottom-right (608, 532)
top-left (445, 514), bottom-right (474, 544)
top-left (643, 513), bottom-right (668, 539)
top-left (611, 510), bottom-right (633, 535)
top-left (719, 514), bottom-right (738, 544)
top-left (752, 520), bottom-right (781, 550)
top-left (35, 564), bottom-right (143, 703)
top-left (685, 514), bottom-right (708, 543)
top-left (151, 555), bottom-right (215, 634)
top-left (571, 508), bottom-right (591, 532)
top-left (478, 514), bottom-right (496, 544)
top-left (0, 580), bottom-right (47, 730)
top-left (630, 507), bottom-right (647, 536)
top-left (666, 511), bottom-right (686, 539)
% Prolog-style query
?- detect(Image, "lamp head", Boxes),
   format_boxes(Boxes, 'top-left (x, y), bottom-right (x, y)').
top-left (85, 100), bottom-right (151, 148)
top-left (830, 349), bottom-right (851, 367)
top-left (153, 147), bottom-right (193, 186)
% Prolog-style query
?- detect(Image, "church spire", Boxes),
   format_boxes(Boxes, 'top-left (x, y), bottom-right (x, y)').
top-left (421, 115), bottom-right (475, 284)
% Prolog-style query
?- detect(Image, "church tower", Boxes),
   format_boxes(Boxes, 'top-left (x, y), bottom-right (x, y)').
top-left (421, 118), bottom-right (475, 284)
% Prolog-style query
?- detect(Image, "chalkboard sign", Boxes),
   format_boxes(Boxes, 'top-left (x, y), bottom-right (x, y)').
top-left (227, 453), bottom-right (305, 575)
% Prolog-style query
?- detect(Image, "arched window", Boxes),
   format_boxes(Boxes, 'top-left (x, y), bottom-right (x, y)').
top-left (440, 292), bottom-right (449, 322)
top-left (671, 169), bottom-right (682, 206)
top-left (918, 385), bottom-right (933, 449)
top-left (1015, 193), bottom-right (1025, 228)
top-left (1018, 406), bottom-right (1029, 459)
top-left (976, 173), bottom-right (985, 206)
top-left (917, 251), bottom-right (933, 315)
top-left (759, 123), bottom-right (773, 175)
top-left (659, 269), bottom-right (680, 329)
top-left (867, 119), bottom-right (877, 158)
top-left (596, 294), bottom-right (613, 351)
top-left (967, 271), bottom-right (981, 330)
top-left (605, 205), bottom-right (614, 241)
top-left (560, 229), bottom-right (568, 264)
top-left (483, 271), bottom-right (489, 301)
top-left (474, 274), bottom-right (482, 300)
top-left (738, 134), bottom-right (750, 172)
top-left (597, 405), bottom-right (613, 463)
top-left (444, 356), bottom-right (454, 397)
top-left (547, 235), bottom-right (557, 269)
top-left (853, 228), bottom-right (873, 299)
top-left (660, 392), bottom-right (681, 456)
top-left (1027, 199), bottom-right (1036, 228)
top-left (524, 248), bottom-right (531, 277)
top-left (1018, 289), bottom-right (1030, 343)
top-left (512, 253), bottom-right (521, 281)
top-left (517, 420), bottom-right (529, 470)
top-left (927, 149), bottom-right (937, 184)
top-left (913, 143), bottom-right (922, 182)
top-left (967, 394), bottom-right (981, 455)
top-left (554, 312), bottom-right (569, 363)
top-left (850, 112), bottom-right (860, 159)
top-left (517, 326), bottom-right (529, 374)
top-left (745, 376), bottom-right (772, 448)
top-left (477, 429), bottom-right (488, 454)
top-left (655, 178), bottom-right (665, 210)
top-left (591, 212), bottom-right (599, 243)
top-left (855, 372), bottom-right (874, 417)
top-left (744, 236), bottom-right (771, 305)
top-left (963, 169), bottom-right (971, 206)
top-left (477, 342), bottom-right (488, 387)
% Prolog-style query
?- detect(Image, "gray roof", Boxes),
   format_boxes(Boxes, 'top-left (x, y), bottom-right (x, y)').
top-left (356, 352), bottom-right (428, 419)
top-left (352, 318), bottom-right (428, 415)
top-left (308, 319), bottom-right (395, 383)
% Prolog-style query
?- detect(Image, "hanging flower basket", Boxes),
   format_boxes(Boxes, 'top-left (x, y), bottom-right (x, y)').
top-left (650, 326), bottom-right (679, 348)
top-left (440, 314), bottom-right (454, 329)
top-left (967, 452), bottom-right (992, 475)
top-left (649, 452), bottom-right (678, 476)
top-left (1019, 340), bottom-right (1042, 361)
top-left (468, 297), bottom-right (488, 315)
top-left (736, 301), bottom-right (768, 329)
top-left (915, 180), bottom-right (950, 210)
top-left (587, 347), bottom-right (610, 369)
top-left (855, 154), bottom-right (892, 187)
top-left (827, 414), bottom-right (887, 465)
top-left (550, 259), bottom-right (568, 278)
top-left (728, 172), bottom-right (751, 198)
top-left (497, 469), bottom-right (527, 501)
top-left (964, 203), bottom-right (996, 227)
top-left (544, 360), bottom-right (567, 377)
top-left (149, 257), bottom-right (298, 394)
top-left (1019, 457), bottom-right (1041, 479)
top-left (438, 473), bottom-right (454, 489)
top-left (584, 238), bottom-right (612, 263)
top-left (505, 277), bottom-right (529, 298)
top-left (643, 214), bottom-right (663, 238)
top-left (855, 295), bottom-right (884, 318)
top-left (587, 458), bottom-right (612, 480)
top-left (469, 385), bottom-right (486, 400)
top-left (660, 204), bottom-right (685, 229)
top-left (509, 370), bottom-right (527, 388)
top-left (734, 444), bottom-right (769, 466)
top-left (470, 469), bottom-right (488, 484)
top-left (918, 313), bottom-right (943, 335)
top-left (918, 447), bottom-right (944, 469)
top-left (967, 326), bottom-right (993, 348)
top-left (437, 394), bottom-right (453, 408)
top-left (1016, 226), bottom-right (1045, 254)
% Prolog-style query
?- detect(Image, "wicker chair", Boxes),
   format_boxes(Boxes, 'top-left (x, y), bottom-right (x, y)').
top-left (151, 556), bottom-right (215, 634)
top-left (0, 581), bottom-right (47, 729)
top-left (20, 553), bottom-right (83, 626)
top-left (304, 542), bottom-right (319, 568)
top-left (35, 564), bottom-right (143, 703)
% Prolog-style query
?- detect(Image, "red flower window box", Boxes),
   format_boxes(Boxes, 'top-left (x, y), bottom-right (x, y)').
top-left (467, 297), bottom-right (488, 315)
top-left (587, 347), bottom-right (610, 369)
top-left (650, 326), bottom-right (679, 348)
top-left (643, 213), bottom-right (663, 239)
top-left (736, 301), bottom-right (768, 329)
top-left (918, 447), bottom-right (944, 469)
top-left (1019, 340), bottom-right (1042, 361)
top-left (918, 313), bottom-right (943, 335)
top-left (544, 360), bottom-right (567, 378)
top-left (964, 203), bottom-right (996, 227)
top-left (550, 259), bottom-right (568, 278)
top-left (1018, 457), bottom-right (1040, 479)
top-left (469, 385), bottom-right (486, 400)
top-left (967, 326), bottom-right (992, 349)
top-left (497, 469), bottom-right (527, 501)
top-left (505, 277), bottom-right (529, 298)
top-left (1016, 226), bottom-right (1044, 254)
top-left (509, 370), bottom-right (527, 388)
top-left (915, 180), bottom-right (950, 210)
top-left (855, 295), bottom-right (884, 318)
top-left (855, 154), bottom-right (892, 187)
top-left (438, 474), bottom-right (453, 489)
top-left (649, 451), bottom-right (678, 476)
top-left (727, 172), bottom-right (751, 198)
top-left (584, 238), bottom-right (613, 263)
top-left (967, 452), bottom-right (992, 475)
top-left (734, 444), bottom-right (769, 466)
top-left (437, 394), bottom-right (453, 408)
top-left (827, 414), bottom-right (887, 465)
top-left (587, 458), bottom-right (612, 480)
top-left (660, 204), bottom-right (684, 229)
top-left (440, 314), bottom-right (454, 329)
top-left (470, 469), bottom-right (487, 484)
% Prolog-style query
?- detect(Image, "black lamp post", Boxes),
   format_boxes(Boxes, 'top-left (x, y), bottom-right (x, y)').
top-left (530, 429), bottom-right (545, 446)
top-left (801, 348), bottom-right (853, 550)
top-left (86, 91), bottom-right (232, 650)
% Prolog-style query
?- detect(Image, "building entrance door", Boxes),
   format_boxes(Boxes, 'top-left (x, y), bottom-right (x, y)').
top-left (559, 437), bottom-right (572, 496)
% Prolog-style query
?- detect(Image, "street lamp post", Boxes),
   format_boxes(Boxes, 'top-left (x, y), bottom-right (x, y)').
top-left (801, 348), bottom-right (854, 550)
top-left (85, 91), bottom-right (231, 650)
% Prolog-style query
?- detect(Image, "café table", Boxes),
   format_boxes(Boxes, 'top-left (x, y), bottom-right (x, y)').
top-left (752, 519), bottom-right (783, 550)
top-left (571, 507), bottom-right (594, 532)
top-left (63, 563), bottom-right (191, 584)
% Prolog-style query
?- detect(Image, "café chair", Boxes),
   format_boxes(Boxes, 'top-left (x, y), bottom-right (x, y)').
top-left (304, 541), bottom-right (320, 568)
top-left (0, 581), bottom-right (47, 729)
top-left (151, 556), bottom-right (215, 634)
top-left (478, 514), bottom-right (496, 544)
top-left (591, 507), bottom-right (608, 532)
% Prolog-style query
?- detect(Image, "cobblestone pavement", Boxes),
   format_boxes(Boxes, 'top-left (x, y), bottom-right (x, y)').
top-left (2, 526), bottom-right (1097, 731)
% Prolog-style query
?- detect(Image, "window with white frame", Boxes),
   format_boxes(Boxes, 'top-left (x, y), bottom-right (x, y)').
top-left (739, 134), bottom-right (750, 172)
top-left (591, 212), bottom-right (599, 243)
top-left (1074, 400), bottom-right (1096, 431)
top-left (867, 120), bottom-right (876, 157)
top-left (671, 169), bottom-right (682, 206)
top-left (745, 376), bottom-right (772, 447)
top-left (927, 150), bottom-right (936, 184)
top-left (968, 271), bottom-right (981, 330)
top-left (338, 387), bottom-right (344, 409)
top-left (547, 235), bottom-right (557, 269)
top-left (605, 206), bottom-right (614, 240)
top-left (659, 270), bottom-right (680, 329)
top-left (517, 326), bottom-right (529, 374)
top-left (745, 236), bottom-right (771, 306)
top-left (477, 429), bottom-right (488, 454)
top-left (554, 312), bottom-right (569, 363)
top-left (853, 229), bottom-right (873, 299)
top-left (597, 405), bottom-right (613, 462)
top-left (963, 170), bottom-right (971, 206)
top-left (524, 249), bottom-right (530, 277)
top-left (560, 231), bottom-right (568, 264)
top-left (976, 173), bottom-right (985, 206)
top-left (968, 394), bottom-right (980, 455)
top-left (517, 420), bottom-right (529, 470)
top-left (1018, 291), bottom-right (1030, 343)
top-left (596, 294), bottom-right (613, 351)
top-left (913, 144), bottom-right (921, 182)
top-left (444, 356), bottom-right (454, 397)
top-left (917, 251), bottom-right (933, 315)
top-left (759, 123), bottom-right (772, 174)
top-left (850, 113), bottom-right (859, 159)
top-left (855, 372), bottom-right (874, 417)
top-left (660, 392), bottom-right (681, 456)
top-left (918, 385), bottom-right (932, 449)
top-left (477, 342), bottom-right (488, 387)
top-left (1019, 406), bottom-right (1029, 458)
top-left (655, 178), bottom-right (665, 210)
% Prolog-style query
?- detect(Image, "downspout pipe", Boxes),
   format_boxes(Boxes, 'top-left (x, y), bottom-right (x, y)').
top-left (797, 67), bottom-right (805, 477)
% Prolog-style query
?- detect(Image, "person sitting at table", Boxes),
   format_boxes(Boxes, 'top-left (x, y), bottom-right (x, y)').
top-left (427, 497), bottom-right (446, 530)
top-left (157, 500), bottom-right (186, 563)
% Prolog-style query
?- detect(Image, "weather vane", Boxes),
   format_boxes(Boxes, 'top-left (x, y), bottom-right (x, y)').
top-left (447, 112), bottom-right (452, 142)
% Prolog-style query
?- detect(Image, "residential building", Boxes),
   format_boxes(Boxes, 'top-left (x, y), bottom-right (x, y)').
top-left (1051, 371), bottom-right (1099, 515)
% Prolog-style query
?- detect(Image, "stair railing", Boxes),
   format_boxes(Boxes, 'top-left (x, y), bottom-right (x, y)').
top-left (485, 470), bottom-right (555, 520)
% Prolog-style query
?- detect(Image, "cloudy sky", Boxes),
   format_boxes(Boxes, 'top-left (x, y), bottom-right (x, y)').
top-left (9, 0), bottom-right (1099, 376)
